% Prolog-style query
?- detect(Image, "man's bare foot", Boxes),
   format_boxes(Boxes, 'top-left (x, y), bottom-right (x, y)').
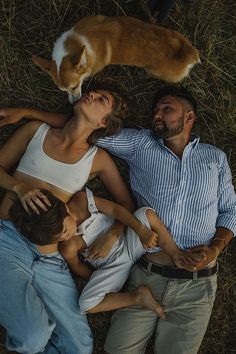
top-left (134, 285), bottom-right (165, 319)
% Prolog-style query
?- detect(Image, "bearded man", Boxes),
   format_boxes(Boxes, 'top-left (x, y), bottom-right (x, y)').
top-left (97, 86), bottom-right (236, 354)
top-left (1, 85), bottom-right (235, 354)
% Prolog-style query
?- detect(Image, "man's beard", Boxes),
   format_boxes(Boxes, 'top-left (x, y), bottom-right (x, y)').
top-left (153, 117), bottom-right (185, 139)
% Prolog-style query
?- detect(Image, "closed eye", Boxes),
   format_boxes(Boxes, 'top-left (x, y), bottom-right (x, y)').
top-left (71, 84), bottom-right (79, 91)
top-left (99, 95), bottom-right (109, 104)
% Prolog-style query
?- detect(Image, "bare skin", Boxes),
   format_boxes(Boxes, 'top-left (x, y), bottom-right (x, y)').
top-left (59, 191), bottom-right (193, 315)
top-left (1, 94), bottom-right (230, 267)
top-left (150, 95), bottom-right (233, 269)
top-left (20, 189), bottom-right (166, 317)
top-left (0, 90), bottom-right (134, 252)
top-left (89, 286), bottom-right (165, 319)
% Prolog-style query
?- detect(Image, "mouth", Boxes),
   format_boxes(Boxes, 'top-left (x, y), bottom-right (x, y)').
top-left (153, 120), bottom-right (164, 129)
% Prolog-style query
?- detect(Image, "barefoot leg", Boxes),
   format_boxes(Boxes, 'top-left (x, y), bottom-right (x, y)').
top-left (134, 285), bottom-right (165, 319)
top-left (87, 285), bottom-right (165, 319)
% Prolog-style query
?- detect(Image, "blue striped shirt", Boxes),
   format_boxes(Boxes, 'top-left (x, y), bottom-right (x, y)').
top-left (98, 128), bottom-right (236, 250)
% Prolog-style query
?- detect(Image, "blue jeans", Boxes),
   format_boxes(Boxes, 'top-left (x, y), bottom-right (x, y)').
top-left (0, 220), bottom-right (93, 354)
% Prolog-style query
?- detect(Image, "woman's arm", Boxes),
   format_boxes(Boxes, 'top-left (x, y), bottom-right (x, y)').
top-left (0, 108), bottom-right (69, 128)
top-left (0, 121), bottom-right (41, 191)
top-left (94, 149), bottom-right (134, 212)
top-left (0, 121), bottom-right (50, 214)
top-left (87, 149), bottom-right (135, 259)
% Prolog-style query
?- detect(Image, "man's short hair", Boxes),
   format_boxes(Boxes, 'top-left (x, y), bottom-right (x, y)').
top-left (153, 86), bottom-right (197, 113)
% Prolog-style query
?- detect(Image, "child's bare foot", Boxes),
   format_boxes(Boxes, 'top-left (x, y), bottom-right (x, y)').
top-left (134, 285), bottom-right (165, 319)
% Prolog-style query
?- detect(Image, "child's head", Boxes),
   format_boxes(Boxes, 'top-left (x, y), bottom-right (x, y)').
top-left (9, 190), bottom-right (69, 245)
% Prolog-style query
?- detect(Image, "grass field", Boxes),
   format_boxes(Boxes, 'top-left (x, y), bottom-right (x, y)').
top-left (0, 0), bottom-right (235, 353)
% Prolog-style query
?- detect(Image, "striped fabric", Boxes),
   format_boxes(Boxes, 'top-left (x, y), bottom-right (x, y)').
top-left (98, 128), bottom-right (236, 250)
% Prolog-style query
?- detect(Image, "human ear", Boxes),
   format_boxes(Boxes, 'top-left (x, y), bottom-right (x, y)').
top-left (98, 118), bottom-right (107, 128)
top-left (185, 111), bottom-right (196, 125)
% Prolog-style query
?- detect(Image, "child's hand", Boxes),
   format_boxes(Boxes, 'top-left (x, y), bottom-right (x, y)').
top-left (86, 232), bottom-right (118, 260)
top-left (139, 226), bottom-right (158, 249)
top-left (59, 215), bottom-right (77, 241)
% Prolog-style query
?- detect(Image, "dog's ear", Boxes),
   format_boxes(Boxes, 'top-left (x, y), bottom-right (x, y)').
top-left (32, 55), bottom-right (55, 73)
top-left (71, 46), bottom-right (87, 70)
top-left (32, 55), bottom-right (58, 83)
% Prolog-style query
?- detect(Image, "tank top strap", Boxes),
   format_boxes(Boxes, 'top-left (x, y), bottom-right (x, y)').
top-left (34, 123), bottom-right (50, 140)
top-left (85, 188), bottom-right (98, 213)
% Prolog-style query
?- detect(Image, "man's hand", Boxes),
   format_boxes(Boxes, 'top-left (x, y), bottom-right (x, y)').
top-left (86, 232), bottom-right (118, 260)
top-left (185, 245), bottom-right (219, 270)
top-left (0, 108), bottom-right (25, 128)
top-left (170, 249), bottom-right (202, 271)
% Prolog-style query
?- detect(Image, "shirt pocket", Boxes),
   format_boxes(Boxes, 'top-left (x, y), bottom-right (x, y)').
top-left (190, 162), bottom-right (219, 202)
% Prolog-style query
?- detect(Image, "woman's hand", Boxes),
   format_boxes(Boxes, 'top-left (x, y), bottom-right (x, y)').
top-left (0, 108), bottom-right (26, 128)
top-left (13, 183), bottom-right (51, 214)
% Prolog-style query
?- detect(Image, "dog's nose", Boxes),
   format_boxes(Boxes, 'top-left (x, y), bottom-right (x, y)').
top-left (69, 93), bottom-right (81, 104)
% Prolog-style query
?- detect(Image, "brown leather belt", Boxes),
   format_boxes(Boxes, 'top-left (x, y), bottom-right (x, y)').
top-left (138, 257), bottom-right (218, 279)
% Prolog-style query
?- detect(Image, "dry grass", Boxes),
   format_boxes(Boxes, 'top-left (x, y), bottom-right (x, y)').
top-left (0, 0), bottom-right (235, 353)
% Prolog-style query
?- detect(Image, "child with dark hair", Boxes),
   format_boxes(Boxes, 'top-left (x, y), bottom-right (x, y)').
top-left (9, 189), bottom-right (68, 245)
top-left (0, 190), bottom-right (92, 354)
top-left (0, 188), bottom-right (193, 353)
top-left (13, 188), bottom-right (193, 311)
top-left (58, 189), bottom-right (194, 315)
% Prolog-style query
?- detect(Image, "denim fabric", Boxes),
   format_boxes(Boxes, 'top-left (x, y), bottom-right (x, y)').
top-left (0, 220), bottom-right (93, 354)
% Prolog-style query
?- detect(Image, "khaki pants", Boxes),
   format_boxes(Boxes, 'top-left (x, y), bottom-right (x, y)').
top-left (105, 264), bottom-right (217, 354)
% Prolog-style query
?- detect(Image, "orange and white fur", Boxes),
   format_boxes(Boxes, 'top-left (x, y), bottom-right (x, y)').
top-left (33, 15), bottom-right (200, 102)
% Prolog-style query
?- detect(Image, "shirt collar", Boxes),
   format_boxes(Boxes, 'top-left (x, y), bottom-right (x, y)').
top-left (157, 133), bottom-right (200, 150)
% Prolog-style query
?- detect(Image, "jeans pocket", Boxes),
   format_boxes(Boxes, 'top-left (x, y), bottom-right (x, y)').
top-left (206, 274), bottom-right (217, 306)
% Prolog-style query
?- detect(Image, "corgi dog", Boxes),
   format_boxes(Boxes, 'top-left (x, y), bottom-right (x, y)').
top-left (32, 15), bottom-right (200, 102)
